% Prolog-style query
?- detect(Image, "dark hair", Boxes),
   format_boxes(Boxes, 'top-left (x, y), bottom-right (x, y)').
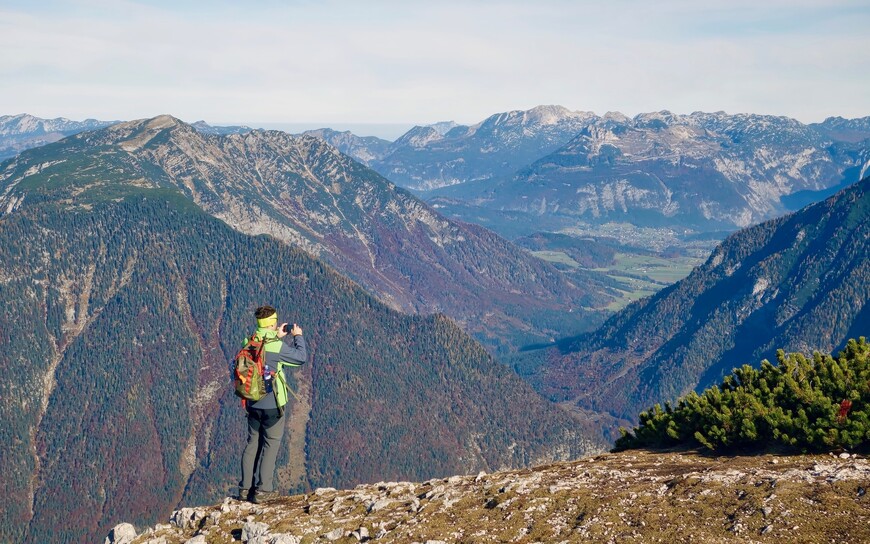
top-left (255, 305), bottom-right (277, 319)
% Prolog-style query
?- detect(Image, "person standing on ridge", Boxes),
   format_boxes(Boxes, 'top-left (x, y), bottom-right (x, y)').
top-left (237, 305), bottom-right (307, 503)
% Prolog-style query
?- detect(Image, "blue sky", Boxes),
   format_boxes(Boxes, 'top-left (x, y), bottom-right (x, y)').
top-left (2, 0), bottom-right (868, 137)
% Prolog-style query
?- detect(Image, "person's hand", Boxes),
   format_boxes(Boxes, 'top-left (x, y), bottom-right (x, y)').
top-left (290, 323), bottom-right (303, 337)
top-left (277, 322), bottom-right (289, 338)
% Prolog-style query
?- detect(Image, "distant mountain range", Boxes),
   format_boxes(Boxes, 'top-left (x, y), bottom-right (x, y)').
top-left (372, 105), bottom-right (596, 191)
top-left (273, 106), bottom-right (870, 242)
top-left (0, 114), bottom-right (253, 161)
top-left (0, 114), bottom-right (117, 161)
top-left (420, 109), bottom-right (870, 236)
top-left (513, 176), bottom-right (868, 427)
top-left (0, 133), bottom-right (604, 543)
top-left (8, 109), bottom-right (868, 241)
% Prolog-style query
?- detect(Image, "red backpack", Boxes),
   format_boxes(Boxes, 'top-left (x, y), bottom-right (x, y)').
top-left (233, 335), bottom-right (270, 401)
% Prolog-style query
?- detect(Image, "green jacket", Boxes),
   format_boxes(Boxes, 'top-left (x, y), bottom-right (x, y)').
top-left (245, 327), bottom-right (307, 409)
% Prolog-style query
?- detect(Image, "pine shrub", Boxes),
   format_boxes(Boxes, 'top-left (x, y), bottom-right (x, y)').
top-left (614, 337), bottom-right (870, 452)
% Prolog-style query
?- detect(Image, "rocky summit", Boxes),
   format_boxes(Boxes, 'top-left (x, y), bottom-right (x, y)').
top-left (111, 450), bottom-right (869, 544)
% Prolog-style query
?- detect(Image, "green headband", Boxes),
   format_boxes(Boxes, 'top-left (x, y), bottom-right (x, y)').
top-left (257, 313), bottom-right (278, 328)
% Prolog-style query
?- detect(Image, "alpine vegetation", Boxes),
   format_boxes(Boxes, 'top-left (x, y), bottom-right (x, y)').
top-left (615, 338), bottom-right (870, 452)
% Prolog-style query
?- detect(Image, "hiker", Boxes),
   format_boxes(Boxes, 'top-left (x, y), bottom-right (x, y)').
top-left (236, 305), bottom-right (307, 503)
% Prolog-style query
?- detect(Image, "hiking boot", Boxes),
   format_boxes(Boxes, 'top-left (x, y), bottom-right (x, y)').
top-left (252, 490), bottom-right (280, 503)
top-left (237, 487), bottom-right (251, 501)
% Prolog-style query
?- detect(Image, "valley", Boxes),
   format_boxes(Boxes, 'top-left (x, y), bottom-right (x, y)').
top-left (0, 110), bottom-right (867, 544)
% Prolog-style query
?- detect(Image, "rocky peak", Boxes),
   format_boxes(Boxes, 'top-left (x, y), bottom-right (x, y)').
top-left (111, 450), bottom-right (870, 543)
top-left (525, 104), bottom-right (593, 125)
top-left (470, 105), bottom-right (593, 134)
top-left (427, 121), bottom-right (459, 136)
top-left (600, 111), bottom-right (632, 124)
top-left (0, 113), bottom-right (53, 135)
top-left (687, 111), bottom-right (816, 144)
top-left (107, 115), bottom-right (194, 151)
top-left (0, 113), bottom-right (94, 135)
top-left (633, 110), bottom-right (681, 129)
top-left (391, 125), bottom-right (443, 149)
top-left (810, 116), bottom-right (870, 143)
top-left (303, 127), bottom-right (350, 139)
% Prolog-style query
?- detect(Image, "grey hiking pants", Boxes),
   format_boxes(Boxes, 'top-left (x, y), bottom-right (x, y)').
top-left (240, 406), bottom-right (285, 492)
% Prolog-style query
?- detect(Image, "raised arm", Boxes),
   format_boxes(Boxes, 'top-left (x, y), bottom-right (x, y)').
top-left (277, 323), bottom-right (307, 365)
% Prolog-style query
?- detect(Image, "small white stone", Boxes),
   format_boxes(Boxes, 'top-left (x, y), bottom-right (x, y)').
top-left (324, 528), bottom-right (345, 541)
top-left (368, 499), bottom-right (392, 512)
top-left (104, 523), bottom-right (137, 544)
top-left (242, 521), bottom-right (270, 541)
top-left (270, 535), bottom-right (302, 544)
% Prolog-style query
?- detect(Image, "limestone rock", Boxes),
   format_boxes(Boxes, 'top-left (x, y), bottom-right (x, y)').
top-left (104, 523), bottom-right (137, 544)
top-left (241, 521), bottom-right (270, 542)
top-left (170, 507), bottom-right (208, 531)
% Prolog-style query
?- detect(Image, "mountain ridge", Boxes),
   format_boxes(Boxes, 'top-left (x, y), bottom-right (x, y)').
top-left (0, 113), bottom-right (117, 161)
top-left (372, 105), bottom-right (598, 190)
top-left (0, 115), bottom-right (614, 352)
top-left (426, 109), bottom-right (869, 234)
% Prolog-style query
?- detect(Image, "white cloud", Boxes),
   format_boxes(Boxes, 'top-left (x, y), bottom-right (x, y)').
top-left (0, 0), bottom-right (868, 124)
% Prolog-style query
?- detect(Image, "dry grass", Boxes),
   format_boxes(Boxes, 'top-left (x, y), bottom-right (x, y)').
top-left (128, 449), bottom-right (870, 544)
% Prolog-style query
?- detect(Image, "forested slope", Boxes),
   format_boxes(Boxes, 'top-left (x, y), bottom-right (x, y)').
top-left (0, 190), bottom-right (602, 544)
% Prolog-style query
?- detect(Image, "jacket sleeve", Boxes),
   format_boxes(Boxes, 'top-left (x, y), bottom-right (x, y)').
top-left (278, 334), bottom-right (307, 366)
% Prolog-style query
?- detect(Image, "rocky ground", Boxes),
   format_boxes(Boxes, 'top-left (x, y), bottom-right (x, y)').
top-left (110, 449), bottom-right (869, 544)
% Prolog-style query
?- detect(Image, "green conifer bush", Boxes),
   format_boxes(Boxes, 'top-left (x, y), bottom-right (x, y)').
top-left (614, 337), bottom-right (870, 452)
